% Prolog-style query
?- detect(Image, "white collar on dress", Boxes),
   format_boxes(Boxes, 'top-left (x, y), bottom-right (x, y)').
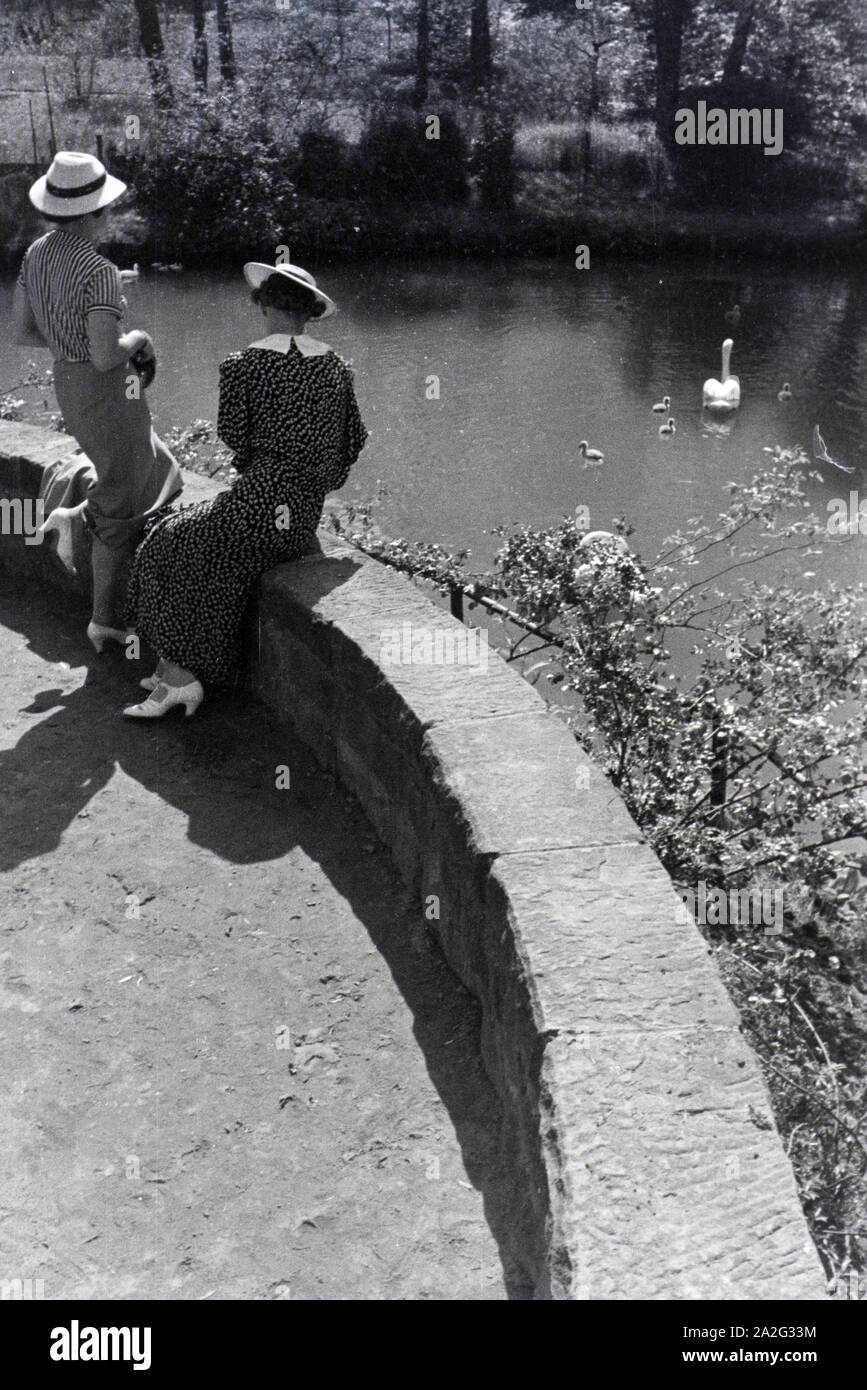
top-left (248, 333), bottom-right (330, 357)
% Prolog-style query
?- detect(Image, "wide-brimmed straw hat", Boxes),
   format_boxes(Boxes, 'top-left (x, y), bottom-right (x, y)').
top-left (243, 262), bottom-right (336, 318)
top-left (29, 151), bottom-right (127, 217)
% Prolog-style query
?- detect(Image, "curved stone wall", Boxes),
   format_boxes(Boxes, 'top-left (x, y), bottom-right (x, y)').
top-left (0, 420), bottom-right (827, 1300)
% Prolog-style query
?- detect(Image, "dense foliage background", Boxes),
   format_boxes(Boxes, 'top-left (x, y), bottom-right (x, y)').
top-left (1, 0), bottom-right (866, 264)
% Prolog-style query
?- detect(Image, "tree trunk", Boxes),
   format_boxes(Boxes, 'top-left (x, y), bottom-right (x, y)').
top-left (581, 47), bottom-right (601, 189)
top-left (709, 708), bottom-right (729, 830)
top-left (722, 0), bottom-right (757, 83)
top-left (192, 0), bottom-right (208, 93)
top-left (216, 0), bottom-right (237, 86)
top-left (470, 0), bottom-right (492, 91)
top-left (132, 0), bottom-right (173, 109)
top-left (652, 0), bottom-right (691, 152)
top-left (414, 0), bottom-right (429, 108)
top-left (335, 0), bottom-right (345, 67)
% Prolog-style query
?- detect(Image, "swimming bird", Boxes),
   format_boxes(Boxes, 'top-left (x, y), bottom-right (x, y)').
top-left (118, 262), bottom-right (140, 282)
top-left (777, 382), bottom-right (792, 401)
top-left (703, 338), bottom-right (740, 412)
top-left (813, 424), bottom-right (855, 474)
top-left (652, 395), bottom-right (671, 413)
top-left (724, 304), bottom-right (741, 326)
top-left (577, 440), bottom-right (604, 465)
top-left (658, 416), bottom-right (676, 437)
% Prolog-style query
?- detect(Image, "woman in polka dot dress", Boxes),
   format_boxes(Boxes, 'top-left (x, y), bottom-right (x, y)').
top-left (123, 262), bottom-right (367, 719)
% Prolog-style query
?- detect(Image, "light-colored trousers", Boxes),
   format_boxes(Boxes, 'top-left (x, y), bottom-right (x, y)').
top-left (47, 359), bottom-right (182, 625)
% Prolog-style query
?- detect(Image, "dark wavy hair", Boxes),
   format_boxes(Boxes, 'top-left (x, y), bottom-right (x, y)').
top-left (251, 272), bottom-right (324, 318)
top-left (41, 208), bottom-right (105, 225)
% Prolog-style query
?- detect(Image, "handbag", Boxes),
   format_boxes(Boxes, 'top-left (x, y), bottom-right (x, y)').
top-left (130, 345), bottom-right (156, 389)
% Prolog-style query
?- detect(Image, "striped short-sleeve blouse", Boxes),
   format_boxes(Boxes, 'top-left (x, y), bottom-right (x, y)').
top-left (18, 229), bottom-right (123, 363)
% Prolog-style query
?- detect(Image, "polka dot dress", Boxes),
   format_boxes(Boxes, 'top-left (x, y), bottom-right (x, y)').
top-left (125, 339), bottom-right (367, 687)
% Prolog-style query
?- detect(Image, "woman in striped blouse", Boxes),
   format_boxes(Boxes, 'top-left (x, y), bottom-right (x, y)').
top-left (12, 151), bottom-right (181, 651)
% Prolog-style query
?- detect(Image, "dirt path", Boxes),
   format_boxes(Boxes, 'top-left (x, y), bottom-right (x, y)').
top-left (0, 576), bottom-right (513, 1300)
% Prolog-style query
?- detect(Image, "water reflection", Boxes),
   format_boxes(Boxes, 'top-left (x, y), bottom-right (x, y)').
top-left (1, 257), bottom-right (864, 594)
top-left (700, 415), bottom-right (737, 440)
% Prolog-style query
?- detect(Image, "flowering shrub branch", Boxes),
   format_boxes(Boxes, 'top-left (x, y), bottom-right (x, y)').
top-left (328, 449), bottom-right (867, 1287)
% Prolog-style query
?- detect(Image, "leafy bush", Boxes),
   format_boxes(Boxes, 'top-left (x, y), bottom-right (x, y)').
top-left (672, 76), bottom-right (823, 210)
top-left (328, 451), bottom-right (867, 1285)
top-left (471, 100), bottom-right (517, 211)
top-left (293, 126), bottom-right (360, 203)
top-left (356, 107), bottom-right (469, 207)
top-left (162, 419), bottom-right (235, 483)
top-left (108, 89), bottom-right (300, 263)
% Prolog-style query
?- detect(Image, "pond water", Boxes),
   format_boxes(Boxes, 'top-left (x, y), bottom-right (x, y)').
top-left (3, 257), bottom-right (865, 592)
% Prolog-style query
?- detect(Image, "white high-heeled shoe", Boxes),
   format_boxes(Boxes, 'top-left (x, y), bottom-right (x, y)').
top-left (123, 679), bottom-right (204, 720)
top-left (40, 506), bottom-right (77, 571)
top-left (87, 621), bottom-right (132, 653)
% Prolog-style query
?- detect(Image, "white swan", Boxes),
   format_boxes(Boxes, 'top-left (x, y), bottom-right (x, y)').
top-left (118, 262), bottom-right (140, 282)
top-left (703, 338), bottom-right (740, 412)
top-left (577, 439), bottom-right (604, 465)
top-left (652, 394), bottom-right (671, 413)
top-left (658, 416), bottom-right (676, 436)
top-left (778, 382), bottom-right (792, 401)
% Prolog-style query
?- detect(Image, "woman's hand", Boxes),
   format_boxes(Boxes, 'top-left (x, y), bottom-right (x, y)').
top-left (126, 330), bottom-right (154, 363)
top-left (87, 312), bottom-right (153, 373)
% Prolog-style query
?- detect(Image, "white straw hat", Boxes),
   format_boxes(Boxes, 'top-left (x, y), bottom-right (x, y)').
top-left (29, 151), bottom-right (127, 217)
top-left (243, 261), bottom-right (336, 318)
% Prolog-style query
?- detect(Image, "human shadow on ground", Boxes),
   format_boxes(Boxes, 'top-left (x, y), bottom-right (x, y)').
top-left (0, 571), bottom-right (542, 1299)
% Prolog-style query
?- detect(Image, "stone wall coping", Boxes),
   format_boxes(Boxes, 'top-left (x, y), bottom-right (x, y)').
top-left (0, 419), bottom-right (827, 1299)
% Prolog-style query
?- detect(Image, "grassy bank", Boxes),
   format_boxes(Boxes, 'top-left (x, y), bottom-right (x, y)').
top-left (3, 177), bottom-right (863, 277)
